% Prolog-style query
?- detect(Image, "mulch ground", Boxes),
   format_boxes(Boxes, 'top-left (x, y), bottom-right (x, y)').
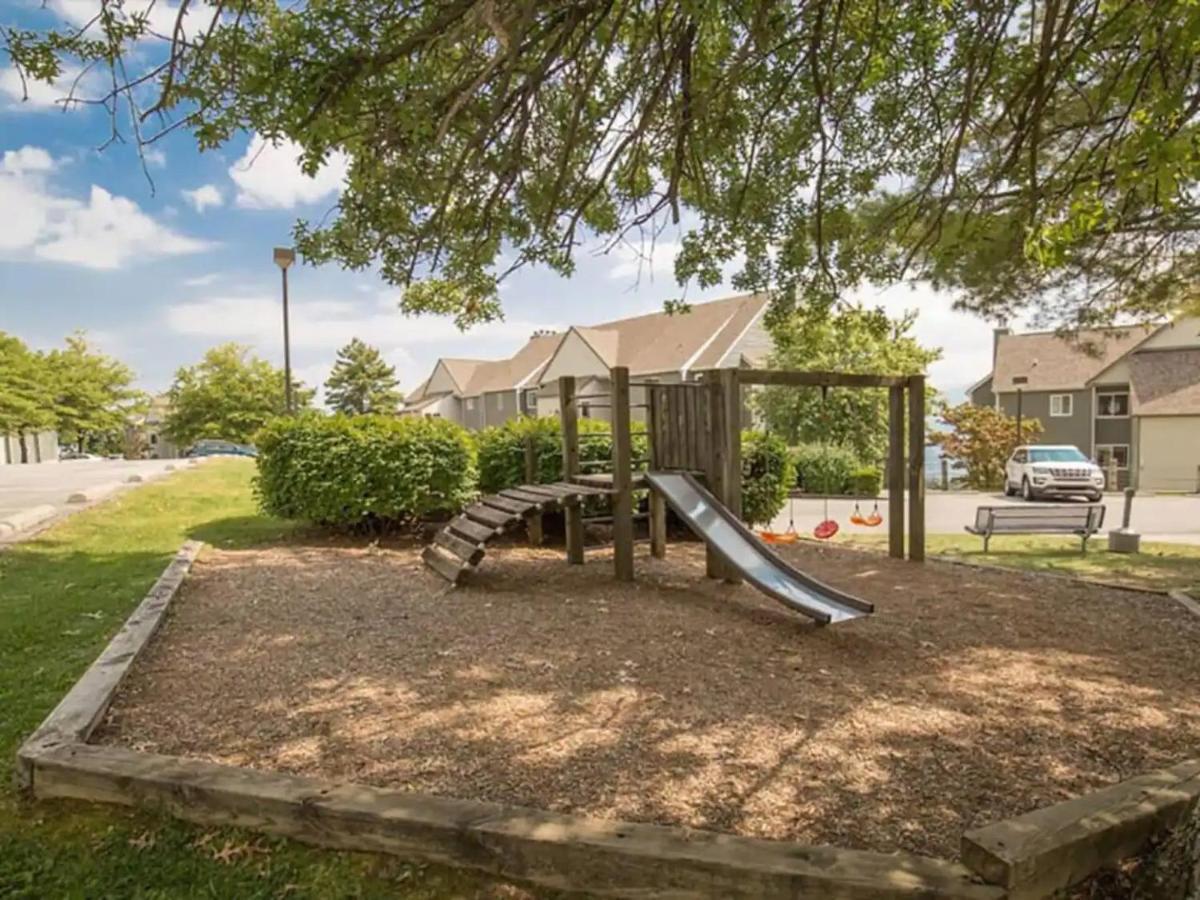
top-left (96, 539), bottom-right (1200, 861)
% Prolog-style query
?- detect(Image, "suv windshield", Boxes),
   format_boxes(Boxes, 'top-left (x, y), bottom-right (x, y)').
top-left (1029, 447), bottom-right (1088, 463)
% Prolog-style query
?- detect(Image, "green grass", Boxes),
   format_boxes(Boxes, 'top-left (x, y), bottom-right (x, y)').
top-left (0, 460), bottom-right (541, 899)
top-left (844, 533), bottom-right (1200, 594)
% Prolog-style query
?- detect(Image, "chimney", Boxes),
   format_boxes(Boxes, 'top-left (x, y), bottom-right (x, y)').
top-left (992, 324), bottom-right (1010, 367)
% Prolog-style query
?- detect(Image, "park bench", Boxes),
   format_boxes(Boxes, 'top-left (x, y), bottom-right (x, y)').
top-left (965, 504), bottom-right (1106, 553)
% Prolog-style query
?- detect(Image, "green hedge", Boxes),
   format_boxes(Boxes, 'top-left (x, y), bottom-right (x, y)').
top-left (791, 442), bottom-right (860, 495)
top-left (850, 464), bottom-right (882, 497)
top-left (254, 414), bottom-right (477, 528)
top-left (476, 416), bottom-right (646, 493)
top-left (741, 430), bottom-right (795, 527)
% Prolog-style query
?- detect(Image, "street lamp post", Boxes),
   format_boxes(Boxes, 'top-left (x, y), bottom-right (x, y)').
top-left (273, 247), bottom-right (296, 413)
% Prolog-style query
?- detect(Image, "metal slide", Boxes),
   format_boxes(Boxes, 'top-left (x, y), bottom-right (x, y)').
top-left (645, 472), bottom-right (874, 625)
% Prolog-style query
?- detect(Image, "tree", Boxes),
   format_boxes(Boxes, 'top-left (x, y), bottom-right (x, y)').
top-left (933, 403), bottom-right (1044, 491)
top-left (324, 339), bottom-right (401, 414)
top-left (165, 344), bottom-right (313, 447)
top-left (0, 332), bottom-right (53, 462)
top-left (44, 333), bottom-right (146, 453)
top-left (7, 2), bottom-right (1199, 329)
top-left (754, 308), bottom-right (941, 462)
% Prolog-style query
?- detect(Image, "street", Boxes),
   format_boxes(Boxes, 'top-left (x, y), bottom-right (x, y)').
top-left (0, 458), bottom-right (186, 539)
top-left (768, 490), bottom-right (1200, 545)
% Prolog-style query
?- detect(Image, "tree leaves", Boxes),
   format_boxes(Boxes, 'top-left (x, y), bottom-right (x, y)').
top-left (324, 338), bottom-right (401, 415)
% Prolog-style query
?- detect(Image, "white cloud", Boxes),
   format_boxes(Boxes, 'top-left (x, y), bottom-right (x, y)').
top-left (0, 65), bottom-right (94, 112)
top-left (143, 147), bottom-right (167, 168)
top-left (2, 146), bottom-right (55, 175)
top-left (182, 183), bottom-right (223, 213)
top-left (0, 149), bottom-right (210, 269)
top-left (607, 239), bottom-right (683, 283)
top-left (183, 273), bottom-right (220, 287)
top-left (49, 0), bottom-right (220, 40)
top-left (229, 134), bottom-right (349, 210)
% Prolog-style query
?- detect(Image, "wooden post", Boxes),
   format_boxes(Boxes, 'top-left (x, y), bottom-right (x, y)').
top-left (610, 367), bottom-right (634, 581)
top-left (719, 369), bottom-right (742, 585)
top-left (559, 375), bottom-right (584, 564)
top-left (524, 436), bottom-right (543, 546)
top-left (888, 384), bottom-right (905, 559)
top-left (941, 457), bottom-right (949, 491)
top-left (647, 385), bottom-right (666, 559)
top-left (907, 375), bottom-right (926, 562)
top-left (705, 374), bottom-right (726, 579)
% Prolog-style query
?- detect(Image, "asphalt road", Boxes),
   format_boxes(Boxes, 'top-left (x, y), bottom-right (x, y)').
top-left (769, 490), bottom-right (1200, 545)
top-left (0, 458), bottom-right (186, 537)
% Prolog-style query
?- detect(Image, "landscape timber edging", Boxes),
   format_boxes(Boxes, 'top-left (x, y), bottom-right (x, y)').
top-left (14, 540), bottom-right (202, 791)
top-left (1168, 589), bottom-right (1200, 619)
top-left (961, 758), bottom-right (1200, 899)
top-left (14, 540), bottom-right (1002, 900)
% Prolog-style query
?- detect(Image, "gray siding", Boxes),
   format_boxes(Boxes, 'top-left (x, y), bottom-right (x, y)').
top-left (1093, 417), bottom-right (1131, 447)
top-left (968, 376), bottom-right (995, 408)
top-left (462, 397), bottom-right (485, 430)
top-left (998, 390), bottom-right (1093, 450)
top-left (2, 430), bottom-right (58, 464)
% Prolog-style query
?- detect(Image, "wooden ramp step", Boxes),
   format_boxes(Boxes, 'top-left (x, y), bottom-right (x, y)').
top-left (424, 481), bottom-right (604, 585)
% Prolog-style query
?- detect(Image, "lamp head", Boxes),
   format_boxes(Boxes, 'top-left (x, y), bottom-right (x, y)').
top-left (273, 246), bottom-right (295, 270)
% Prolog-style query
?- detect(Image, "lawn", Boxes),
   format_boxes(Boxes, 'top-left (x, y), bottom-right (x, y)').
top-left (0, 459), bottom-right (541, 899)
top-left (845, 533), bottom-right (1200, 595)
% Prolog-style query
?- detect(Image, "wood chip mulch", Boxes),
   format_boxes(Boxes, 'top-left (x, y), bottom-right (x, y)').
top-left (95, 540), bottom-right (1200, 861)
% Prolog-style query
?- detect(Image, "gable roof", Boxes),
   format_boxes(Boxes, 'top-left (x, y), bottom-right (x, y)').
top-left (1129, 348), bottom-right (1200, 415)
top-left (992, 325), bottom-right (1156, 392)
top-left (458, 332), bottom-right (561, 395)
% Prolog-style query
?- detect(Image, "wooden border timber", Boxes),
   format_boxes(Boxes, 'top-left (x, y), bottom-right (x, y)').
top-left (16, 541), bottom-right (1003, 900)
top-left (15, 540), bottom-right (202, 791)
top-left (962, 758), bottom-right (1200, 899)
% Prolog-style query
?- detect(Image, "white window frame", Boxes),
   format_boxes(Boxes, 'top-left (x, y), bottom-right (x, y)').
top-left (522, 388), bottom-right (537, 410)
top-left (1095, 443), bottom-right (1130, 470)
top-left (1095, 391), bottom-right (1130, 419)
top-left (465, 397), bottom-right (476, 412)
top-left (1049, 393), bottom-right (1073, 417)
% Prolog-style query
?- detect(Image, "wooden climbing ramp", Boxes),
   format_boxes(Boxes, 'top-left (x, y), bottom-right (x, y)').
top-left (422, 481), bottom-right (613, 585)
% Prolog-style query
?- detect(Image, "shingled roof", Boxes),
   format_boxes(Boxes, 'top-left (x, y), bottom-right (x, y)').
top-left (1129, 349), bottom-right (1200, 415)
top-left (992, 326), bottom-right (1156, 392)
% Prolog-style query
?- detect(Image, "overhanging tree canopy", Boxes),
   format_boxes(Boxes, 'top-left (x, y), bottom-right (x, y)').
top-left (8, 1), bottom-right (1198, 326)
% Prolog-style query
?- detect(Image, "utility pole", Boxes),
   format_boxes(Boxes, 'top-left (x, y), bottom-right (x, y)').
top-left (273, 247), bottom-right (296, 413)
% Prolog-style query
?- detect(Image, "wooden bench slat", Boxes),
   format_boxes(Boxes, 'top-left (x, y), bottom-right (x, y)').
top-left (464, 505), bottom-right (515, 529)
top-left (481, 495), bottom-right (533, 515)
top-left (448, 516), bottom-right (494, 544)
top-left (500, 488), bottom-right (556, 506)
top-left (435, 530), bottom-right (485, 566)
top-left (422, 545), bottom-right (468, 585)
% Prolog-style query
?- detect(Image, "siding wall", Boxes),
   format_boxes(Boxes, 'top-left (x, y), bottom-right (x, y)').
top-left (968, 377), bottom-right (995, 408)
top-left (998, 389), bottom-right (1093, 450)
top-left (1, 430), bottom-right (58, 464)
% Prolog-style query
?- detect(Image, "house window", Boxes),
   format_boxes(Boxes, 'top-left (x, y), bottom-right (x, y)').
top-left (465, 398), bottom-right (476, 412)
top-left (580, 402), bottom-right (591, 419)
top-left (1096, 391), bottom-right (1129, 418)
top-left (1049, 394), bottom-right (1073, 417)
top-left (522, 388), bottom-right (537, 410)
top-left (496, 392), bottom-right (505, 409)
top-left (149, 434), bottom-right (158, 446)
top-left (1096, 444), bottom-right (1130, 469)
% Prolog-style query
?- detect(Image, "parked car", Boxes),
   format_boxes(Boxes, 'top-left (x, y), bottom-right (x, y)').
top-left (58, 447), bottom-right (102, 461)
top-left (185, 439), bottom-right (258, 458)
top-left (1004, 445), bottom-right (1105, 502)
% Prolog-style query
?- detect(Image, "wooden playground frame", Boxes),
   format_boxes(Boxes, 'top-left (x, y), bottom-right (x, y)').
top-left (556, 366), bottom-right (927, 582)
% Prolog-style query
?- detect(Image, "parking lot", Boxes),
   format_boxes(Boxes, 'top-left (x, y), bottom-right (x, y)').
top-left (771, 489), bottom-right (1200, 545)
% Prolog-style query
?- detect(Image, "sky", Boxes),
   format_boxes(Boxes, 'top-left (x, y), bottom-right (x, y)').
top-left (0, 1), bottom-right (1000, 406)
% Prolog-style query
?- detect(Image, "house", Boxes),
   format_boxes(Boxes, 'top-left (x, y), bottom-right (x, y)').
top-left (404, 292), bottom-right (771, 428)
top-left (125, 395), bottom-right (180, 459)
top-left (969, 317), bottom-right (1200, 491)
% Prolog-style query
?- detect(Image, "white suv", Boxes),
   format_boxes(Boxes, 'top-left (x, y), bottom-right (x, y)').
top-left (1004, 445), bottom-right (1105, 502)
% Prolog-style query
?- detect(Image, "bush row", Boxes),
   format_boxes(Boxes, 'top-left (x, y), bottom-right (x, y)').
top-left (791, 442), bottom-right (882, 496)
top-left (254, 414), bottom-right (797, 529)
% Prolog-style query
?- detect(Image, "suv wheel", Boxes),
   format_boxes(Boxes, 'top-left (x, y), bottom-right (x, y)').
top-left (1003, 479), bottom-right (1016, 497)
top-left (1021, 477), bottom-right (1036, 501)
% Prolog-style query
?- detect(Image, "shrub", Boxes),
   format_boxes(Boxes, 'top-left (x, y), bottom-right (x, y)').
top-left (475, 415), bottom-right (646, 493)
top-left (254, 413), bottom-right (477, 528)
top-left (850, 464), bottom-right (882, 497)
top-left (791, 442), bottom-right (859, 495)
top-left (741, 430), bottom-right (795, 527)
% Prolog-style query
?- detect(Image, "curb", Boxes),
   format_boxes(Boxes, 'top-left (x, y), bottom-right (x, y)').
top-left (0, 504), bottom-right (58, 536)
top-left (66, 482), bottom-right (123, 504)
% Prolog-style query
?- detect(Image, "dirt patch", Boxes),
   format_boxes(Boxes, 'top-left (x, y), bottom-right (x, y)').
top-left (96, 540), bottom-right (1200, 860)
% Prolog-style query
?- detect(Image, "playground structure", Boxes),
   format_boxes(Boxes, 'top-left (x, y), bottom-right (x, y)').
top-left (424, 365), bottom-right (926, 623)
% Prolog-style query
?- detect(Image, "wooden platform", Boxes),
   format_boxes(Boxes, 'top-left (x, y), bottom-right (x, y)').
top-left (422, 481), bottom-right (613, 585)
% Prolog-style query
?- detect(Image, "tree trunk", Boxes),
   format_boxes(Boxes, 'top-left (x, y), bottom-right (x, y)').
top-left (18, 431), bottom-right (28, 464)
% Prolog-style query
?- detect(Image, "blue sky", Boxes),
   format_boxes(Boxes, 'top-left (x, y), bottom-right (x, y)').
top-left (1, 0), bottom-right (998, 404)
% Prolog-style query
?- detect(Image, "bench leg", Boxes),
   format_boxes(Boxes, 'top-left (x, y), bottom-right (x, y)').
top-left (1081, 534), bottom-right (1089, 555)
top-left (982, 534), bottom-right (990, 553)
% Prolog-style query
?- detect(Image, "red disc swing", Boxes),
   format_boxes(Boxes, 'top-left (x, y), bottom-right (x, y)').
top-left (812, 385), bottom-right (840, 540)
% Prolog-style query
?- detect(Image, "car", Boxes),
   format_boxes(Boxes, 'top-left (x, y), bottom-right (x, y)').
top-left (185, 439), bottom-right (258, 459)
top-left (1004, 444), bottom-right (1105, 502)
top-left (58, 447), bottom-right (103, 461)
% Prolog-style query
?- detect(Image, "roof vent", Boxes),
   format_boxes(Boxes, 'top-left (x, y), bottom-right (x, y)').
top-left (1013, 375), bottom-right (1029, 385)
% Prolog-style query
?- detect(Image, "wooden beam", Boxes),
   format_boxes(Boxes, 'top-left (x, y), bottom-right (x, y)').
top-left (523, 437), bottom-right (543, 546)
top-left (559, 375), bottom-right (584, 564)
top-left (610, 367), bottom-right (634, 582)
top-left (736, 370), bottom-right (909, 389)
top-left (720, 369), bottom-right (744, 584)
top-left (705, 376), bottom-right (726, 579)
top-left (648, 491), bottom-right (667, 559)
top-left (907, 375), bottom-right (926, 562)
top-left (888, 385), bottom-right (905, 559)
